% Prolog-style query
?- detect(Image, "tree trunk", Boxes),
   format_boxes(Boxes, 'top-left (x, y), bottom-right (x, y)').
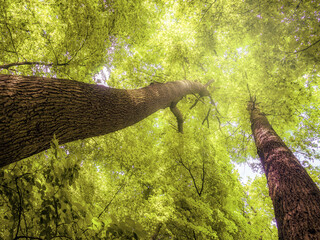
top-left (249, 105), bottom-right (320, 239)
top-left (0, 74), bottom-right (210, 167)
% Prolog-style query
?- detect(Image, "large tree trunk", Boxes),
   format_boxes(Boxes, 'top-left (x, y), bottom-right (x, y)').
top-left (249, 104), bottom-right (320, 239)
top-left (0, 74), bottom-right (210, 167)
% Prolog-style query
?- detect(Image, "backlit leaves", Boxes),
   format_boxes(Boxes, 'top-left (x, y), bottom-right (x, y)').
top-left (1, 0), bottom-right (320, 239)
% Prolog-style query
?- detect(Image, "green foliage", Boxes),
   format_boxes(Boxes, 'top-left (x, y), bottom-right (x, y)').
top-left (1, 0), bottom-right (320, 239)
top-left (244, 176), bottom-right (278, 239)
top-left (0, 120), bottom-right (258, 239)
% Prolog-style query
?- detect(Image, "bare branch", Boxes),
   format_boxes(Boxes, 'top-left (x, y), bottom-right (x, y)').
top-left (199, 159), bottom-right (205, 196)
top-left (189, 94), bottom-right (205, 110)
top-left (5, 21), bottom-right (19, 60)
top-left (98, 179), bottom-right (127, 218)
top-left (65, 27), bottom-right (90, 65)
top-left (216, 115), bottom-right (224, 135)
top-left (0, 61), bottom-right (68, 69)
top-left (14, 177), bottom-right (23, 239)
top-left (170, 103), bottom-right (184, 133)
top-left (204, 79), bottom-right (215, 88)
top-left (202, 108), bottom-right (211, 128)
top-left (189, 80), bottom-right (214, 109)
top-left (209, 96), bottom-right (222, 117)
top-left (189, 98), bottom-right (200, 110)
top-left (196, 0), bottom-right (217, 30)
top-left (292, 38), bottom-right (320, 54)
top-left (177, 152), bottom-right (202, 197)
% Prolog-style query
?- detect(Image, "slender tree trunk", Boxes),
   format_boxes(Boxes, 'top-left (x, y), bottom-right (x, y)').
top-left (249, 104), bottom-right (320, 239)
top-left (0, 74), bottom-right (210, 167)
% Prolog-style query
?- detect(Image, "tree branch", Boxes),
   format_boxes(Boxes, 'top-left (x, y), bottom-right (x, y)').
top-left (170, 103), bottom-right (184, 133)
top-left (204, 79), bottom-right (215, 88)
top-left (5, 20), bottom-right (19, 60)
top-left (202, 108), bottom-right (211, 128)
top-left (292, 38), bottom-right (320, 54)
top-left (177, 152), bottom-right (202, 197)
top-left (196, 0), bottom-right (217, 30)
top-left (98, 178), bottom-right (127, 218)
top-left (199, 159), bottom-right (205, 196)
top-left (209, 95), bottom-right (222, 117)
top-left (0, 61), bottom-right (68, 69)
top-left (65, 27), bottom-right (90, 65)
top-left (189, 94), bottom-right (205, 110)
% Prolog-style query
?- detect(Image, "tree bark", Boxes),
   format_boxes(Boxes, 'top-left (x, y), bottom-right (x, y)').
top-left (249, 105), bottom-right (320, 239)
top-left (0, 74), bottom-right (210, 167)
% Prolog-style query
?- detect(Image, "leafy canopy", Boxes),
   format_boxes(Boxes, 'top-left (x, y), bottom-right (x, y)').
top-left (1, 0), bottom-right (320, 239)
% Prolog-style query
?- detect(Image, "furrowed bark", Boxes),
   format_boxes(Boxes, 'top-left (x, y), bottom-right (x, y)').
top-left (249, 105), bottom-right (320, 240)
top-left (0, 75), bottom-right (210, 167)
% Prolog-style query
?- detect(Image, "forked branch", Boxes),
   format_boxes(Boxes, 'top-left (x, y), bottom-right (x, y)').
top-left (171, 79), bottom-right (214, 133)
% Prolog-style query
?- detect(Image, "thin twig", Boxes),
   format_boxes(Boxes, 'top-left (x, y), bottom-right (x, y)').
top-left (190, 98), bottom-right (200, 110)
top-left (190, 94), bottom-right (205, 110)
top-left (14, 177), bottom-right (23, 239)
top-left (177, 152), bottom-right (202, 197)
top-left (293, 38), bottom-right (320, 54)
top-left (196, 1), bottom-right (217, 30)
top-left (199, 159), bottom-right (205, 196)
top-left (209, 96), bottom-right (222, 117)
top-left (98, 180), bottom-right (127, 218)
top-left (5, 21), bottom-right (19, 60)
top-left (65, 27), bottom-right (90, 65)
top-left (202, 108), bottom-right (211, 128)
top-left (0, 61), bottom-right (68, 69)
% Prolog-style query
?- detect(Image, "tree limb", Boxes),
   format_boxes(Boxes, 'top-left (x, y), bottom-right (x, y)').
top-left (170, 102), bottom-right (184, 133)
top-left (0, 61), bottom-right (68, 69)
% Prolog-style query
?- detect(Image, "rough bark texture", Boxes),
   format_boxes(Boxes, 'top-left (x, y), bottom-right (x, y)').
top-left (250, 106), bottom-right (320, 240)
top-left (0, 74), bottom-right (210, 167)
